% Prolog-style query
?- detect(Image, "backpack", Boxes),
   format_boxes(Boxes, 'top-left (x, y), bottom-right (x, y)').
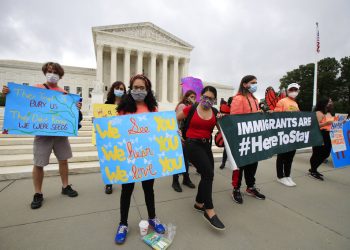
top-left (181, 103), bottom-right (218, 140)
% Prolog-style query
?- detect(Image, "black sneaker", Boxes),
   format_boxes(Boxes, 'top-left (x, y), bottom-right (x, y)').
top-left (62, 185), bottom-right (78, 197)
top-left (194, 204), bottom-right (205, 212)
top-left (183, 179), bottom-right (196, 189)
top-left (309, 169), bottom-right (324, 177)
top-left (31, 193), bottom-right (43, 209)
top-left (246, 187), bottom-right (265, 200)
top-left (309, 171), bottom-right (324, 181)
top-left (219, 164), bottom-right (225, 169)
top-left (105, 184), bottom-right (113, 194)
top-left (232, 189), bottom-right (243, 204)
top-left (203, 212), bottom-right (225, 230)
top-left (172, 181), bottom-right (182, 192)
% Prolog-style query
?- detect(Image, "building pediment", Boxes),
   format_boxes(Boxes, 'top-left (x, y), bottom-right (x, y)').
top-left (93, 22), bottom-right (193, 49)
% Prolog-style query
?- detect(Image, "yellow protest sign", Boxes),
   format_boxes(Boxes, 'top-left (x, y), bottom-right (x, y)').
top-left (92, 104), bottom-right (118, 145)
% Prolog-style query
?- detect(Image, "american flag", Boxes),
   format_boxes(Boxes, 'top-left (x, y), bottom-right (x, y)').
top-left (316, 22), bottom-right (320, 53)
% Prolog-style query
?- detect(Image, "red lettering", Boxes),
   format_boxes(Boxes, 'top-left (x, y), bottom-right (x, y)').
top-left (131, 164), bottom-right (157, 180)
top-left (127, 142), bottom-right (153, 160)
top-left (128, 118), bottom-right (149, 135)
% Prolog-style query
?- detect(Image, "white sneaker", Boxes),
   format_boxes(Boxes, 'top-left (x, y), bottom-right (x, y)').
top-left (277, 177), bottom-right (293, 187)
top-left (286, 177), bottom-right (296, 186)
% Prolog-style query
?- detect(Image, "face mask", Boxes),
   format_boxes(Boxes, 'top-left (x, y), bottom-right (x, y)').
top-left (46, 73), bottom-right (60, 84)
top-left (288, 91), bottom-right (299, 98)
top-left (200, 97), bottom-right (214, 109)
top-left (114, 89), bottom-right (124, 97)
top-left (131, 89), bottom-right (147, 102)
top-left (248, 84), bottom-right (257, 93)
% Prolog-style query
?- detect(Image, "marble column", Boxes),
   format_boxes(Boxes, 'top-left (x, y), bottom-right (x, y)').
top-left (96, 44), bottom-right (104, 84)
top-left (183, 58), bottom-right (190, 77)
top-left (110, 47), bottom-right (117, 84)
top-left (172, 56), bottom-right (179, 103)
top-left (161, 54), bottom-right (168, 102)
top-left (136, 50), bottom-right (143, 74)
top-left (124, 48), bottom-right (131, 84)
top-left (150, 52), bottom-right (157, 94)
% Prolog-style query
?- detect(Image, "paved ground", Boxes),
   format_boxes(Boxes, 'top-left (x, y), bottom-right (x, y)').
top-left (0, 153), bottom-right (349, 250)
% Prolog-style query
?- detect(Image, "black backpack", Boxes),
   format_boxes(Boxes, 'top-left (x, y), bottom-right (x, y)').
top-left (181, 103), bottom-right (218, 140)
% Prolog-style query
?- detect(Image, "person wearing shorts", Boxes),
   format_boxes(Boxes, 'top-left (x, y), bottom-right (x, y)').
top-left (2, 62), bottom-right (82, 209)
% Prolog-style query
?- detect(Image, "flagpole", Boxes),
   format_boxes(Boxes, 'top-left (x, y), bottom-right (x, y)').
top-left (312, 22), bottom-right (320, 108)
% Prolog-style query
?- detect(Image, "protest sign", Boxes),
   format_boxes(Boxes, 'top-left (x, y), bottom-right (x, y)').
top-left (331, 119), bottom-right (350, 168)
top-left (94, 111), bottom-right (186, 184)
top-left (219, 112), bottom-right (323, 167)
top-left (181, 77), bottom-right (203, 102)
top-left (2, 82), bottom-right (80, 136)
top-left (330, 114), bottom-right (348, 153)
top-left (92, 104), bottom-right (118, 145)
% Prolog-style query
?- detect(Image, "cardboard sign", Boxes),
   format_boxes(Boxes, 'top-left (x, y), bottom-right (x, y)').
top-left (2, 82), bottom-right (80, 136)
top-left (94, 111), bottom-right (186, 184)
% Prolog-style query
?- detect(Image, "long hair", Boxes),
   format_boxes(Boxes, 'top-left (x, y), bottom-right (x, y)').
top-left (314, 98), bottom-right (329, 114)
top-left (117, 74), bottom-right (158, 113)
top-left (237, 75), bottom-right (257, 98)
top-left (176, 90), bottom-right (196, 110)
top-left (106, 81), bottom-right (126, 104)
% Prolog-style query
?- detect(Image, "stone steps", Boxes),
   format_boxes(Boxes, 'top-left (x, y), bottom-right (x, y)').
top-left (0, 136), bottom-right (93, 146)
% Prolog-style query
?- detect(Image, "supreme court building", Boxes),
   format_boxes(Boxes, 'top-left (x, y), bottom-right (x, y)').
top-left (0, 22), bottom-right (233, 112)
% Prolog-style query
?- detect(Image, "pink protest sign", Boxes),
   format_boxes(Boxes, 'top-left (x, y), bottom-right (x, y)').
top-left (181, 77), bottom-right (203, 102)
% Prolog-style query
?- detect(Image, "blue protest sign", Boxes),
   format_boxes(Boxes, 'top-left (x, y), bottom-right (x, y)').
top-left (2, 82), bottom-right (80, 136)
top-left (94, 111), bottom-right (186, 184)
top-left (331, 120), bottom-right (350, 168)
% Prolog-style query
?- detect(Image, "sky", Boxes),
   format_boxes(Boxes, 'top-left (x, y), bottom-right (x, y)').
top-left (0, 0), bottom-right (349, 99)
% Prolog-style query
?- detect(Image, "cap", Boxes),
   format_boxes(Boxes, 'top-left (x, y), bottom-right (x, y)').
top-left (287, 83), bottom-right (300, 90)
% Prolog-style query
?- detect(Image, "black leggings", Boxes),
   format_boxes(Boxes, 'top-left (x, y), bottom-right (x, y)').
top-left (120, 179), bottom-right (155, 226)
top-left (276, 150), bottom-right (296, 178)
top-left (310, 130), bottom-right (332, 172)
top-left (185, 139), bottom-right (215, 209)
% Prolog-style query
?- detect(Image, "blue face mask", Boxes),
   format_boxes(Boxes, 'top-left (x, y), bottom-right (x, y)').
top-left (114, 89), bottom-right (124, 97)
top-left (248, 84), bottom-right (257, 93)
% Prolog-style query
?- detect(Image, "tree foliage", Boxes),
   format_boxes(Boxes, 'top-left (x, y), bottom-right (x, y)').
top-left (279, 57), bottom-right (349, 113)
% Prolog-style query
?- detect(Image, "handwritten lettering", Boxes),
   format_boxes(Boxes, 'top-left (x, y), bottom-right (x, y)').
top-left (96, 122), bottom-right (121, 139)
top-left (105, 166), bottom-right (128, 182)
top-left (10, 110), bottom-right (30, 122)
top-left (127, 141), bottom-right (153, 159)
top-left (30, 100), bottom-right (46, 108)
top-left (14, 88), bottom-right (36, 100)
top-left (131, 164), bottom-right (157, 180)
top-left (159, 156), bottom-right (183, 172)
top-left (102, 146), bottom-right (126, 161)
top-left (155, 136), bottom-right (179, 151)
top-left (128, 118), bottom-right (149, 134)
top-left (154, 116), bottom-right (176, 131)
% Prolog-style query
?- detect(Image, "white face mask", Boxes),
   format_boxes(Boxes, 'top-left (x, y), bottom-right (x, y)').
top-left (114, 89), bottom-right (124, 97)
top-left (46, 73), bottom-right (60, 84)
top-left (288, 91), bottom-right (299, 98)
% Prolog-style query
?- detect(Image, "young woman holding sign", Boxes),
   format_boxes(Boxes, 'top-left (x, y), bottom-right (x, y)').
top-left (309, 98), bottom-right (334, 181)
top-left (177, 86), bottom-right (225, 231)
top-left (274, 83), bottom-right (301, 187)
top-left (230, 75), bottom-right (265, 204)
top-left (103, 81), bottom-right (126, 194)
top-left (114, 74), bottom-right (165, 244)
top-left (171, 90), bottom-right (197, 192)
